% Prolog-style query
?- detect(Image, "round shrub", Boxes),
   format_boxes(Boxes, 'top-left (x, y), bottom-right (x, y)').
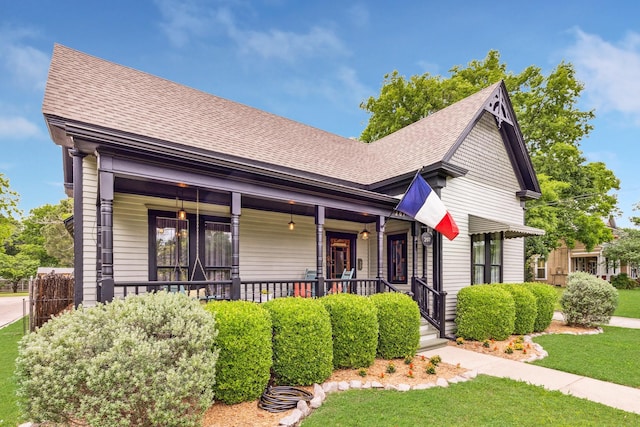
top-left (495, 284), bottom-right (537, 335)
top-left (455, 285), bottom-right (515, 341)
top-left (370, 292), bottom-right (420, 359)
top-left (525, 282), bottom-right (558, 332)
top-left (15, 292), bottom-right (218, 427)
top-left (561, 272), bottom-right (619, 327)
top-left (610, 273), bottom-right (638, 290)
top-left (320, 293), bottom-right (378, 369)
top-left (205, 301), bottom-right (272, 404)
top-left (262, 297), bottom-right (333, 385)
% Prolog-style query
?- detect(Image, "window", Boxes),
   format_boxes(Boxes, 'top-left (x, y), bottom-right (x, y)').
top-left (387, 233), bottom-right (407, 283)
top-left (149, 211), bottom-right (231, 281)
top-left (471, 232), bottom-right (503, 284)
top-left (534, 257), bottom-right (547, 280)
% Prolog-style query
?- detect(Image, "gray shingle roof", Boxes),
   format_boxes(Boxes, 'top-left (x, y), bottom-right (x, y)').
top-left (43, 44), bottom-right (500, 186)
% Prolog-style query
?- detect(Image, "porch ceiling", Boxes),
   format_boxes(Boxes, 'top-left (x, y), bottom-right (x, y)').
top-left (468, 214), bottom-right (545, 239)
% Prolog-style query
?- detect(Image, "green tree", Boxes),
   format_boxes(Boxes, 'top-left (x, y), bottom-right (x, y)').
top-left (602, 228), bottom-right (640, 267)
top-left (360, 50), bottom-right (619, 257)
top-left (0, 173), bottom-right (20, 218)
top-left (18, 199), bottom-right (74, 267)
top-left (0, 252), bottom-right (39, 292)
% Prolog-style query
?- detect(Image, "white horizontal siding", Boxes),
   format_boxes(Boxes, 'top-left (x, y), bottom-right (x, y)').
top-left (82, 155), bottom-right (98, 306)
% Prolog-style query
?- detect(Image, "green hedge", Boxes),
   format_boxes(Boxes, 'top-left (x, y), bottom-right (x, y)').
top-left (15, 292), bottom-right (218, 427)
top-left (561, 272), bottom-right (619, 327)
top-left (611, 273), bottom-right (638, 290)
top-left (321, 293), bottom-right (378, 369)
top-left (525, 282), bottom-right (558, 332)
top-left (205, 301), bottom-right (272, 404)
top-left (495, 284), bottom-right (537, 335)
top-left (370, 292), bottom-right (420, 359)
top-left (263, 297), bottom-right (333, 385)
top-left (455, 285), bottom-right (515, 341)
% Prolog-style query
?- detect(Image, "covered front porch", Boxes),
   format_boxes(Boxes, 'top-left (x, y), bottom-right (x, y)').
top-left (77, 150), bottom-right (448, 336)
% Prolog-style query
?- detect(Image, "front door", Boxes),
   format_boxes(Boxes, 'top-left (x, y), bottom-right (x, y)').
top-left (326, 232), bottom-right (356, 279)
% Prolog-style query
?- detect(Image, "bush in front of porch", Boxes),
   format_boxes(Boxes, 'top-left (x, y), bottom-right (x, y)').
top-left (15, 292), bottom-right (218, 427)
top-left (455, 285), bottom-right (515, 341)
top-left (263, 297), bottom-right (333, 386)
top-left (320, 293), bottom-right (378, 369)
top-left (370, 292), bottom-right (420, 359)
top-left (205, 301), bottom-right (272, 404)
top-left (494, 284), bottom-right (537, 335)
top-left (561, 272), bottom-right (618, 327)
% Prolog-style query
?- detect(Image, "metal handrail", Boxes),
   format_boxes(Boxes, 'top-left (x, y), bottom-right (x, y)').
top-left (413, 277), bottom-right (447, 338)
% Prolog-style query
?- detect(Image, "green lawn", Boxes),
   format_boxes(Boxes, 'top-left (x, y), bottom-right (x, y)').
top-left (0, 292), bottom-right (28, 297)
top-left (532, 326), bottom-right (640, 388)
top-left (0, 318), bottom-right (26, 426)
top-left (301, 375), bottom-right (640, 426)
top-left (614, 289), bottom-right (640, 318)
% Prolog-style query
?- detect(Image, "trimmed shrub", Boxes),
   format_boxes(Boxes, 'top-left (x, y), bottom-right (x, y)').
top-left (263, 297), bottom-right (333, 385)
top-left (15, 292), bottom-right (218, 427)
top-left (495, 284), bottom-right (537, 335)
top-left (561, 272), bottom-right (619, 327)
top-left (455, 285), bottom-right (515, 341)
top-left (610, 273), bottom-right (638, 290)
top-left (525, 282), bottom-right (558, 332)
top-left (320, 293), bottom-right (378, 368)
top-left (205, 301), bottom-right (272, 404)
top-left (370, 292), bottom-right (420, 359)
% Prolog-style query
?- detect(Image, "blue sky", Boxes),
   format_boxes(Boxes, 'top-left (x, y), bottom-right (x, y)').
top-left (2, 1), bottom-right (640, 226)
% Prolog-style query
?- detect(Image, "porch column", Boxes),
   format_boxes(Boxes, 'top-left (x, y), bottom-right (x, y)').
top-left (315, 206), bottom-right (325, 297)
top-left (99, 170), bottom-right (114, 302)
top-left (70, 149), bottom-right (85, 308)
top-left (411, 221), bottom-right (418, 298)
top-left (230, 192), bottom-right (241, 300)
top-left (376, 215), bottom-right (385, 292)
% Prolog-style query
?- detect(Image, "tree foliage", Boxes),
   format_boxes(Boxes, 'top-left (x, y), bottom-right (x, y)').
top-left (360, 50), bottom-right (619, 257)
top-left (602, 228), bottom-right (640, 267)
top-left (18, 199), bottom-right (74, 267)
top-left (0, 173), bottom-right (20, 218)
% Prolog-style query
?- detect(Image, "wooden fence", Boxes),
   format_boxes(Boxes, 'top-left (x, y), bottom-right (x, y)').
top-left (30, 273), bottom-right (74, 331)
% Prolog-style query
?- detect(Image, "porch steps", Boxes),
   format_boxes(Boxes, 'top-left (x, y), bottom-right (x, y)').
top-left (418, 319), bottom-right (449, 351)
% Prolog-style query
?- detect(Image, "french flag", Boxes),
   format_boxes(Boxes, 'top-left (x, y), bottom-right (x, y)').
top-left (395, 173), bottom-right (459, 240)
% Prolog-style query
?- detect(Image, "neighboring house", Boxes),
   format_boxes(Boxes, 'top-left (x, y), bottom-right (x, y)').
top-left (42, 44), bottom-right (543, 337)
top-left (534, 217), bottom-right (635, 286)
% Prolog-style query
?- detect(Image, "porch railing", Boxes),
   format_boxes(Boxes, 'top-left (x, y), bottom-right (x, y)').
top-left (413, 277), bottom-right (447, 338)
top-left (113, 277), bottom-right (400, 302)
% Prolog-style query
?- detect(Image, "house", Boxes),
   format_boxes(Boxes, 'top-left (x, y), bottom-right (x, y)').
top-left (534, 217), bottom-right (635, 286)
top-left (42, 44), bottom-right (543, 338)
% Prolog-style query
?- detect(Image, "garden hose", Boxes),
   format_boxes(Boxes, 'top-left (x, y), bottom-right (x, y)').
top-left (258, 385), bottom-right (314, 413)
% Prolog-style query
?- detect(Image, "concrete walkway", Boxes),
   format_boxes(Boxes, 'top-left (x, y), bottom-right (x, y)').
top-left (553, 311), bottom-right (640, 329)
top-left (420, 317), bottom-right (640, 415)
top-left (0, 295), bottom-right (27, 328)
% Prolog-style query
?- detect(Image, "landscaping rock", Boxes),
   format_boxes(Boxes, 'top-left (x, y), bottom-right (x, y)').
top-left (436, 377), bottom-right (449, 387)
top-left (362, 381), bottom-right (372, 389)
top-left (338, 381), bottom-right (350, 391)
top-left (310, 395), bottom-right (323, 409)
top-left (384, 384), bottom-right (398, 391)
top-left (412, 382), bottom-right (435, 390)
top-left (461, 369), bottom-right (478, 379)
top-left (322, 381), bottom-right (338, 393)
top-left (371, 381), bottom-right (384, 388)
top-left (279, 409), bottom-right (303, 426)
top-left (313, 383), bottom-right (325, 401)
top-left (297, 399), bottom-right (311, 417)
top-left (397, 383), bottom-right (411, 392)
top-left (349, 380), bottom-right (362, 389)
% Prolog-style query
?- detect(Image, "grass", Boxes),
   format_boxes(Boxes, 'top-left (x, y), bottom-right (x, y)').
top-left (0, 292), bottom-right (28, 297)
top-left (614, 289), bottom-right (640, 318)
top-left (301, 375), bottom-right (640, 426)
top-left (532, 326), bottom-right (640, 388)
top-left (0, 318), bottom-right (26, 426)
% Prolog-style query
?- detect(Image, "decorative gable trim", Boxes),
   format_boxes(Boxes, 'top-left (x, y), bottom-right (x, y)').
top-left (484, 85), bottom-right (513, 128)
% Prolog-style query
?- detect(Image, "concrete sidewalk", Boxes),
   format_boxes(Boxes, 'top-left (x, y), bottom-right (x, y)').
top-left (553, 311), bottom-right (640, 329)
top-left (0, 296), bottom-right (27, 328)
top-left (420, 346), bottom-right (640, 416)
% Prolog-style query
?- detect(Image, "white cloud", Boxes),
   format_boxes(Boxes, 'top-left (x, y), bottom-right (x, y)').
top-left (154, 0), bottom-right (213, 47)
top-left (237, 25), bottom-right (348, 61)
top-left (566, 28), bottom-right (640, 124)
top-left (0, 116), bottom-right (43, 139)
top-left (0, 26), bottom-right (50, 91)
top-left (154, 1), bottom-right (348, 61)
